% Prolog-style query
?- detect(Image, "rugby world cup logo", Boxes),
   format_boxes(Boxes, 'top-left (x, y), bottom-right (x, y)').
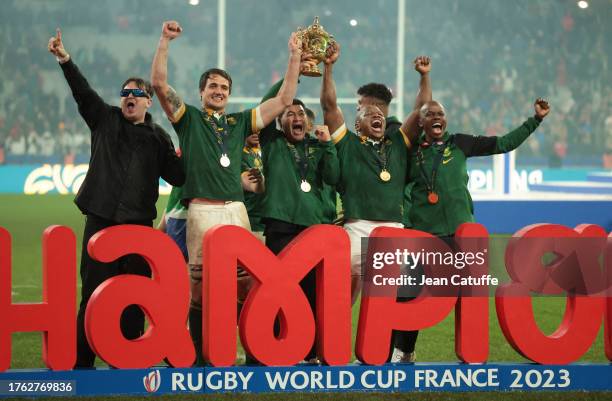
top-left (143, 369), bottom-right (161, 393)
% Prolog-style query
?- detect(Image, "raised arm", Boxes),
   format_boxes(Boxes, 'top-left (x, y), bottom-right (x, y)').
top-left (151, 21), bottom-right (185, 122)
top-left (261, 79), bottom-right (284, 104)
top-left (320, 42), bottom-right (344, 134)
top-left (456, 98), bottom-right (551, 157)
top-left (48, 28), bottom-right (108, 130)
top-left (257, 32), bottom-right (302, 128)
top-left (400, 56), bottom-right (432, 145)
top-left (314, 125), bottom-right (340, 185)
top-left (259, 58), bottom-right (319, 104)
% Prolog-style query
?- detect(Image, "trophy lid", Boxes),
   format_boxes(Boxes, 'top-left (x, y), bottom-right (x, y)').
top-left (308, 16), bottom-right (329, 38)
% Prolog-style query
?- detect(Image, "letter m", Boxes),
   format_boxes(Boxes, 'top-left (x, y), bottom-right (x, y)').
top-left (202, 225), bottom-right (351, 366)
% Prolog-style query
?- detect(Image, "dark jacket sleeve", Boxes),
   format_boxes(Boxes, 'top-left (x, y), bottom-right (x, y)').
top-left (454, 117), bottom-right (541, 157)
top-left (257, 79), bottom-right (284, 146)
top-left (260, 79), bottom-right (283, 103)
top-left (60, 59), bottom-right (110, 131)
top-left (156, 125), bottom-right (185, 186)
top-left (317, 140), bottom-right (340, 186)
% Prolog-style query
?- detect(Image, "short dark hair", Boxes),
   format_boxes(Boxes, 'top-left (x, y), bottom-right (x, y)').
top-left (305, 107), bottom-right (316, 123)
top-left (121, 77), bottom-right (153, 98)
top-left (278, 99), bottom-right (306, 121)
top-left (199, 68), bottom-right (233, 93)
top-left (357, 83), bottom-right (393, 105)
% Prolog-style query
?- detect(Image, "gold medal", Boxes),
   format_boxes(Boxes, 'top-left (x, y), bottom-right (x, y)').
top-left (379, 170), bottom-right (391, 182)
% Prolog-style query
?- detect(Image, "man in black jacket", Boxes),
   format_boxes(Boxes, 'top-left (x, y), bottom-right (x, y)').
top-left (48, 29), bottom-right (185, 368)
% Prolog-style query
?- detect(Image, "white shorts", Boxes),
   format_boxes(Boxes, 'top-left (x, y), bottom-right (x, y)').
top-left (186, 201), bottom-right (251, 309)
top-left (186, 201), bottom-right (251, 266)
top-left (344, 219), bottom-right (404, 276)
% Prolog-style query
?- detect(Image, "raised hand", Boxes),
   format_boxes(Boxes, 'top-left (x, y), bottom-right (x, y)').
top-left (300, 53), bottom-right (319, 75)
top-left (534, 98), bottom-right (550, 119)
top-left (323, 41), bottom-right (340, 65)
top-left (314, 124), bottom-right (331, 142)
top-left (48, 28), bottom-right (68, 59)
top-left (414, 56), bottom-right (431, 75)
top-left (161, 21), bottom-right (182, 41)
top-left (288, 32), bottom-right (303, 57)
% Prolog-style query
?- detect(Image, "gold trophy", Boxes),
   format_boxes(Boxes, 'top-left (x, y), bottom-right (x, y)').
top-left (296, 17), bottom-right (335, 77)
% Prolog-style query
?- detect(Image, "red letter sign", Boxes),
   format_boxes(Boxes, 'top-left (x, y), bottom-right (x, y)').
top-left (85, 225), bottom-right (194, 368)
top-left (496, 224), bottom-right (606, 364)
top-left (202, 225), bottom-right (351, 366)
top-left (0, 226), bottom-right (76, 371)
top-left (356, 223), bottom-right (489, 365)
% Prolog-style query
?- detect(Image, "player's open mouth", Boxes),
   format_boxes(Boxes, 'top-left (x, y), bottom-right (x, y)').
top-left (127, 100), bottom-right (136, 111)
top-left (432, 122), bottom-right (443, 134)
top-left (371, 119), bottom-right (383, 131)
top-left (292, 122), bottom-right (303, 134)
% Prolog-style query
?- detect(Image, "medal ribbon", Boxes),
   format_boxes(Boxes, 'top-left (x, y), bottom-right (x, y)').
top-left (249, 147), bottom-right (262, 170)
top-left (364, 137), bottom-right (390, 173)
top-left (286, 140), bottom-right (310, 183)
top-left (416, 140), bottom-right (449, 197)
top-left (204, 113), bottom-right (230, 158)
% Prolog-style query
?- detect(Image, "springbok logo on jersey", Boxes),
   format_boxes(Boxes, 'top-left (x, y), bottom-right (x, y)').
top-left (143, 369), bottom-right (161, 393)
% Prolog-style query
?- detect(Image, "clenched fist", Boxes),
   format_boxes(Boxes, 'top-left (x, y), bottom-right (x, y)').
top-left (534, 98), bottom-right (550, 120)
top-left (161, 21), bottom-right (182, 41)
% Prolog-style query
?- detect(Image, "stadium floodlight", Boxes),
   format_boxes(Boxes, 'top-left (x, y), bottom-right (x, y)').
top-left (189, 0), bottom-right (199, 5)
top-left (349, 19), bottom-right (358, 27)
top-left (577, 0), bottom-right (588, 8)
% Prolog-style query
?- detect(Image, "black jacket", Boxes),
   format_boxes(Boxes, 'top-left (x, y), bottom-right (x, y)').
top-left (60, 59), bottom-right (184, 223)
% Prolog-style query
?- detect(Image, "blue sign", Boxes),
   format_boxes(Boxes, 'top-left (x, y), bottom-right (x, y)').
top-left (0, 363), bottom-right (610, 397)
top-left (0, 164), bottom-right (171, 195)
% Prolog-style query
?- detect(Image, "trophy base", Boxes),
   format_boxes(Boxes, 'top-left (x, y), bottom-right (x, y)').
top-left (301, 66), bottom-right (322, 77)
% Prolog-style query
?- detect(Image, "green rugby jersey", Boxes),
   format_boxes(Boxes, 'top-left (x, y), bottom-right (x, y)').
top-left (319, 183), bottom-right (338, 224)
top-left (331, 124), bottom-right (410, 223)
top-left (164, 185), bottom-right (187, 220)
top-left (260, 127), bottom-right (339, 227)
top-left (241, 146), bottom-right (265, 231)
top-left (385, 115), bottom-right (413, 228)
top-left (171, 104), bottom-right (257, 202)
top-left (409, 117), bottom-right (542, 236)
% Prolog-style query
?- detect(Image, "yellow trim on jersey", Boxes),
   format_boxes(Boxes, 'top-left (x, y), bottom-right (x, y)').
top-left (331, 123), bottom-right (348, 144)
top-left (399, 126), bottom-right (412, 149)
top-left (243, 146), bottom-right (261, 154)
top-left (171, 102), bottom-right (186, 123)
top-left (251, 108), bottom-right (257, 134)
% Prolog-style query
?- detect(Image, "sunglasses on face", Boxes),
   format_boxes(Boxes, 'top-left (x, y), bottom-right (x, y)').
top-left (120, 88), bottom-right (149, 98)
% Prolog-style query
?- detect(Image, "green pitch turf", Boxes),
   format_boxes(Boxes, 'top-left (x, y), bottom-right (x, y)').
top-left (0, 194), bottom-right (609, 401)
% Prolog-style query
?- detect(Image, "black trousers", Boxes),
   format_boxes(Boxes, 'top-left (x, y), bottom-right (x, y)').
top-left (264, 219), bottom-right (317, 360)
top-left (389, 235), bottom-right (456, 357)
top-left (75, 214), bottom-right (152, 368)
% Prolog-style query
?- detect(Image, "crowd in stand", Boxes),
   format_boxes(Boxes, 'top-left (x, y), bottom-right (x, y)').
top-left (0, 0), bottom-right (610, 167)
